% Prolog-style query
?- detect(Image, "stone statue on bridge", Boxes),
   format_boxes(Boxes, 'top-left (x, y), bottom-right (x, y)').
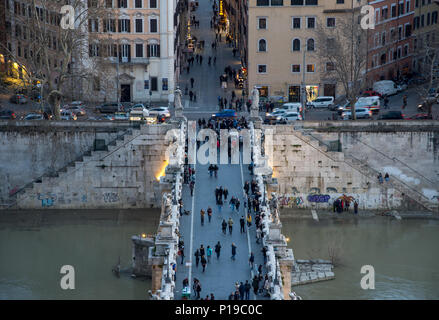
top-left (250, 86), bottom-right (261, 121)
top-left (269, 192), bottom-right (280, 224)
top-left (161, 193), bottom-right (173, 222)
top-left (174, 87), bottom-right (184, 119)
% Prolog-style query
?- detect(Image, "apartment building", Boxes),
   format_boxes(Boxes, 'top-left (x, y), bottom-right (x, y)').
top-left (2, 0), bottom-right (184, 104)
top-left (365, 0), bottom-right (415, 84)
top-left (245, 0), bottom-right (367, 103)
top-left (412, 0), bottom-right (439, 73)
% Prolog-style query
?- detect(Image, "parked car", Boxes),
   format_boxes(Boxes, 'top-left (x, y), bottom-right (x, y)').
top-left (113, 112), bottom-right (130, 121)
top-left (9, 94), bottom-right (28, 104)
top-left (354, 96), bottom-right (381, 113)
top-left (212, 109), bottom-right (237, 119)
top-left (23, 113), bottom-right (44, 120)
top-left (378, 111), bottom-right (405, 120)
top-left (264, 109), bottom-right (287, 124)
top-left (362, 90), bottom-right (382, 98)
top-left (372, 80), bottom-right (398, 96)
top-left (405, 113), bottom-right (433, 120)
top-left (148, 107), bottom-right (171, 118)
top-left (278, 112), bottom-right (302, 123)
top-left (129, 104), bottom-right (150, 120)
top-left (60, 110), bottom-right (77, 120)
top-left (341, 108), bottom-right (372, 120)
top-left (273, 102), bottom-right (302, 114)
top-left (306, 96), bottom-right (334, 108)
top-left (96, 103), bottom-right (124, 113)
top-left (0, 110), bottom-right (17, 119)
top-left (64, 101), bottom-right (86, 116)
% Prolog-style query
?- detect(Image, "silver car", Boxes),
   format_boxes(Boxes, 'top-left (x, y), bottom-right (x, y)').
top-left (341, 108), bottom-right (372, 120)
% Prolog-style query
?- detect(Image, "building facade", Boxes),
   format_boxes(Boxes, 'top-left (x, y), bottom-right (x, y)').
top-left (412, 0), bottom-right (439, 75)
top-left (245, 0), bottom-right (367, 103)
top-left (365, 0), bottom-right (415, 85)
top-left (2, 0), bottom-right (182, 104)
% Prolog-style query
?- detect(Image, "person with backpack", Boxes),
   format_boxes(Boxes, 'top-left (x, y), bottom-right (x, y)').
top-left (207, 246), bottom-right (213, 263)
top-left (214, 241), bottom-right (221, 259)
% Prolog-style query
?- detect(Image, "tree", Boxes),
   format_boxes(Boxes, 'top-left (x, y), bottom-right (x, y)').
top-left (2, 0), bottom-right (103, 119)
top-left (316, 15), bottom-right (368, 120)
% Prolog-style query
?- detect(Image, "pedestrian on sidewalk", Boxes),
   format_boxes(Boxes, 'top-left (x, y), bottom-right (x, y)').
top-left (190, 77), bottom-right (194, 88)
top-left (196, 54), bottom-right (199, 64)
top-left (235, 198), bottom-right (240, 212)
top-left (189, 90), bottom-right (193, 101)
top-left (246, 213), bottom-right (252, 227)
top-left (231, 243), bottom-right (237, 260)
top-left (194, 92), bottom-right (197, 102)
top-left (208, 56), bottom-right (211, 65)
top-left (189, 180), bottom-right (195, 196)
top-left (196, 281), bottom-right (202, 299)
top-left (229, 197), bottom-right (236, 211)
top-left (239, 282), bottom-right (245, 300)
top-left (252, 276), bottom-right (259, 295)
top-left (199, 244), bottom-right (205, 257)
top-left (215, 241), bottom-right (221, 259)
top-left (207, 246), bottom-right (212, 263)
top-left (228, 217), bottom-right (234, 235)
top-left (199, 55), bottom-right (203, 65)
top-left (213, 164), bottom-right (218, 177)
top-left (262, 246), bottom-right (268, 264)
top-left (256, 227), bottom-right (262, 244)
top-left (221, 219), bottom-right (227, 234)
top-left (249, 252), bottom-right (255, 269)
top-left (223, 188), bottom-right (228, 200)
top-left (194, 249), bottom-right (200, 268)
top-left (207, 207), bottom-right (212, 222)
top-left (240, 215), bottom-right (245, 233)
top-left (186, 65), bottom-right (190, 74)
top-left (354, 200), bottom-right (359, 214)
top-left (179, 246), bottom-right (185, 264)
top-left (201, 255), bottom-right (206, 272)
top-left (200, 209), bottom-right (205, 226)
top-left (244, 280), bottom-right (251, 300)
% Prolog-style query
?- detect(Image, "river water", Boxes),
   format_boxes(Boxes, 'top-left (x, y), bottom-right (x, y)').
top-left (282, 216), bottom-right (439, 300)
top-left (0, 210), bottom-right (159, 300)
top-left (1, 211), bottom-right (438, 299)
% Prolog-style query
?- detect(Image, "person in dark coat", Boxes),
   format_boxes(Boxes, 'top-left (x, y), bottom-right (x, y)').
top-left (194, 249), bottom-right (200, 268)
top-left (201, 255), bottom-right (207, 272)
top-left (215, 241), bottom-right (221, 259)
top-left (244, 280), bottom-right (251, 300)
top-left (231, 243), bottom-right (237, 260)
top-left (240, 216), bottom-right (245, 233)
top-left (354, 200), bottom-right (359, 214)
top-left (252, 275), bottom-right (259, 295)
top-left (239, 282), bottom-right (245, 300)
top-left (221, 219), bottom-right (227, 234)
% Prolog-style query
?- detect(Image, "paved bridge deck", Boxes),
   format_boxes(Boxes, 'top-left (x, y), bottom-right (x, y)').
top-left (175, 155), bottom-right (268, 300)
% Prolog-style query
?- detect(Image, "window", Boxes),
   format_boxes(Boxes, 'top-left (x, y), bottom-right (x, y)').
top-left (135, 19), bottom-right (143, 33)
top-left (307, 38), bottom-right (315, 51)
top-left (256, 0), bottom-right (269, 5)
top-left (326, 62), bottom-right (335, 71)
top-left (292, 64), bottom-right (300, 73)
top-left (89, 19), bottom-right (99, 32)
top-left (398, 2), bottom-right (404, 15)
top-left (150, 18), bottom-right (158, 33)
top-left (89, 44), bottom-right (100, 57)
top-left (391, 4), bottom-right (397, 17)
top-left (258, 18), bottom-right (267, 29)
top-left (305, 0), bottom-right (318, 4)
top-left (135, 44), bottom-right (143, 57)
top-left (292, 38), bottom-right (301, 51)
top-left (150, 0), bottom-right (157, 8)
top-left (403, 44), bottom-right (408, 57)
top-left (336, 0), bottom-right (344, 3)
top-left (291, 0), bottom-right (303, 4)
top-left (307, 17), bottom-right (315, 28)
top-left (105, 0), bottom-right (113, 8)
top-left (258, 65), bottom-right (267, 73)
top-left (117, 19), bottom-right (129, 32)
top-left (118, 0), bottom-right (128, 8)
top-left (271, 0), bottom-right (283, 5)
top-left (147, 44), bottom-right (160, 57)
top-left (258, 39), bottom-right (267, 52)
top-left (427, 12), bottom-right (431, 25)
top-left (380, 53), bottom-right (386, 65)
top-left (135, 0), bottom-right (142, 8)
top-left (151, 77), bottom-right (158, 91)
top-left (382, 7), bottom-right (388, 20)
top-left (103, 19), bottom-right (116, 32)
top-left (292, 17), bottom-right (301, 29)
top-left (306, 64), bottom-right (315, 72)
top-left (327, 18), bottom-right (336, 28)
top-left (406, 0), bottom-right (410, 13)
top-left (144, 80), bottom-right (149, 90)
top-left (405, 24), bottom-right (411, 37)
top-left (381, 32), bottom-right (386, 46)
top-left (162, 78), bottom-right (168, 91)
top-left (398, 25), bottom-right (402, 40)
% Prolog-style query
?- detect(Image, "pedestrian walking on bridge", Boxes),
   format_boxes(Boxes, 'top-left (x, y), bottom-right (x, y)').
top-left (190, 77), bottom-right (195, 88)
top-left (240, 216), bottom-right (245, 233)
top-left (249, 252), bottom-right (255, 269)
top-left (215, 241), bottom-right (221, 259)
top-left (244, 280), bottom-right (251, 300)
top-left (200, 209), bottom-right (205, 226)
top-left (194, 249), bottom-right (200, 268)
top-left (190, 180), bottom-right (195, 196)
top-left (201, 255), bottom-right (207, 272)
top-left (228, 217), bottom-right (234, 235)
top-left (207, 246), bottom-right (212, 263)
top-left (231, 243), bottom-right (237, 260)
top-left (221, 219), bottom-right (227, 234)
top-left (207, 207), bottom-right (212, 222)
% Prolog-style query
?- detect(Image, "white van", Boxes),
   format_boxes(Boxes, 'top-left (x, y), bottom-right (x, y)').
top-left (355, 96), bottom-right (381, 113)
top-left (273, 102), bottom-right (302, 113)
top-left (373, 80), bottom-right (398, 96)
top-left (307, 96), bottom-right (334, 108)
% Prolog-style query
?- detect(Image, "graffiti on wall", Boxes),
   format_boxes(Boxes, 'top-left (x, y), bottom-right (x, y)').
top-left (103, 192), bottom-right (119, 203)
top-left (38, 193), bottom-right (57, 207)
top-left (307, 194), bottom-right (331, 203)
top-left (279, 195), bottom-right (304, 207)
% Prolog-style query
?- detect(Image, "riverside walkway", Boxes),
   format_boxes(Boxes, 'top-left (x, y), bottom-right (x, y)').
top-left (174, 153), bottom-right (268, 300)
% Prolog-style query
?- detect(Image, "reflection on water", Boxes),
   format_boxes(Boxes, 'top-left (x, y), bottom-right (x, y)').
top-left (0, 210), bottom-right (160, 300)
top-left (282, 217), bottom-right (439, 299)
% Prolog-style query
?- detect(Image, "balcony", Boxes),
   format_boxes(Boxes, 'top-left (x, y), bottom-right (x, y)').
top-left (106, 57), bottom-right (149, 65)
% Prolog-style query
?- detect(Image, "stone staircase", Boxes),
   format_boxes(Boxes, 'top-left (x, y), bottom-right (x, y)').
top-left (4, 127), bottom-right (142, 209)
top-left (292, 128), bottom-right (438, 213)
